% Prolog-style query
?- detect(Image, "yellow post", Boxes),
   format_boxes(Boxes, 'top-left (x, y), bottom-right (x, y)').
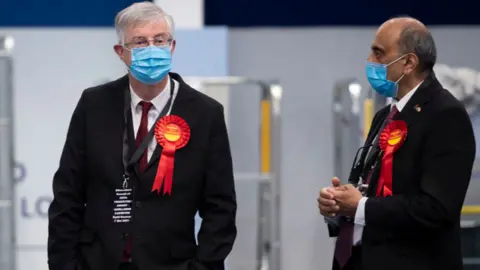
top-left (260, 100), bottom-right (271, 173)
top-left (462, 205), bottom-right (480, 215)
top-left (363, 99), bottom-right (374, 139)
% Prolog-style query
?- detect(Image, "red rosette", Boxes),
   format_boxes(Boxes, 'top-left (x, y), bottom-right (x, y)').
top-left (152, 115), bottom-right (191, 195)
top-left (376, 120), bottom-right (407, 197)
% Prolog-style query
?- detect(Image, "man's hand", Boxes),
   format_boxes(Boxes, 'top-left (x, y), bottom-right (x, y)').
top-left (317, 177), bottom-right (342, 217)
top-left (329, 184), bottom-right (363, 217)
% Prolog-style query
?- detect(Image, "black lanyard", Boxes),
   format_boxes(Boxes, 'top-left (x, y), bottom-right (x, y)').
top-left (122, 77), bottom-right (175, 188)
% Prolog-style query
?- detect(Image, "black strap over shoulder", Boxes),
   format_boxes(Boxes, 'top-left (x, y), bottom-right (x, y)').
top-left (121, 77), bottom-right (175, 176)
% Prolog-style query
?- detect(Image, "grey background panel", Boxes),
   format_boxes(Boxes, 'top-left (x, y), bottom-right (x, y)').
top-left (228, 84), bottom-right (261, 174)
top-left (226, 180), bottom-right (259, 270)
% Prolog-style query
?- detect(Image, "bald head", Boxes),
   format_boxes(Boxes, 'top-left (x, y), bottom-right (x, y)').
top-left (382, 16), bottom-right (437, 74)
top-left (382, 17), bottom-right (427, 31)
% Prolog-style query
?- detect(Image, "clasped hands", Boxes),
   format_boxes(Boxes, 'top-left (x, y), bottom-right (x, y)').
top-left (317, 177), bottom-right (363, 218)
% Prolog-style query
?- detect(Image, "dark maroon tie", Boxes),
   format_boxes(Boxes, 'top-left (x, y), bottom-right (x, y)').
top-left (384, 105), bottom-right (399, 128)
top-left (122, 101), bottom-right (153, 262)
top-left (334, 219), bottom-right (354, 269)
top-left (333, 105), bottom-right (399, 268)
top-left (136, 101), bottom-right (153, 173)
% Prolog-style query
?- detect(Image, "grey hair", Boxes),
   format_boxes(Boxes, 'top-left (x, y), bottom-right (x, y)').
top-left (394, 16), bottom-right (437, 73)
top-left (114, 1), bottom-right (175, 42)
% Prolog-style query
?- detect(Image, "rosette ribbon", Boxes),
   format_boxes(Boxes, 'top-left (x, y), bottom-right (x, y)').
top-left (152, 115), bottom-right (191, 195)
top-left (377, 120), bottom-right (408, 197)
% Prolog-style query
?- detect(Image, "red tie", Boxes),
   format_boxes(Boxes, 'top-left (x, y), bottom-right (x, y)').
top-left (136, 101), bottom-right (153, 172)
top-left (121, 101), bottom-right (153, 262)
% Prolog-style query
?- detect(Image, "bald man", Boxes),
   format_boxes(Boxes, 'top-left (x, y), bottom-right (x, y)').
top-left (317, 17), bottom-right (475, 270)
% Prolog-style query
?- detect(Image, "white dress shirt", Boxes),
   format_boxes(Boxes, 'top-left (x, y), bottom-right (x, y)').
top-left (129, 76), bottom-right (180, 161)
top-left (352, 81), bottom-right (423, 245)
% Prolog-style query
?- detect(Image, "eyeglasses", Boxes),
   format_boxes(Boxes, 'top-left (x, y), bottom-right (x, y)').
top-left (124, 35), bottom-right (173, 49)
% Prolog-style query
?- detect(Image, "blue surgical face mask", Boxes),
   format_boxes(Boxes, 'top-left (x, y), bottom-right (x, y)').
top-left (127, 45), bottom-right (172, 85)
top-left (365, 55), bottom-right (406, 98)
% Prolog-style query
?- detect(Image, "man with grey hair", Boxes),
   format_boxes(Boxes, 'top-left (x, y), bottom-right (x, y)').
top-left (47, 2), bottom-right (237, 270)
top-left (317, 17), bottom-right (475, 270)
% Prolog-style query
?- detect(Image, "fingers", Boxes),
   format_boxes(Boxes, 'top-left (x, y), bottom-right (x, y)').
top-left (318, 196), bottom-right (336, 206)
top-left (317, 199), bottom-right (340, 217)
top-left (317, 188), bottom-right (340, 217)
top-left (317, 180), bottom-right (343, 217)
top-left (319, 187), bottom-right (334, 199)
top-left (330, 186), bottom-right (350, 198)
top-left (329, 188), bottom-right (341, 197)
top-left (331, 177), bottom-right (341, 187)
top-left (333, 185), bottom-right (348, 191)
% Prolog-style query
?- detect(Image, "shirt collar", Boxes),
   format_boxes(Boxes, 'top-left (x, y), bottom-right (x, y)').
top-left (392, 80), bottom-right (423, 112)
top-left (129, 75), bottom-right (171, 110)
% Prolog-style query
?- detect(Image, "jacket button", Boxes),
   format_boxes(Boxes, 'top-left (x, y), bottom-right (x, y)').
top-left (121, 233), bottom-right (128, 240)
top-left (135, 201), bottom-right (141, 208)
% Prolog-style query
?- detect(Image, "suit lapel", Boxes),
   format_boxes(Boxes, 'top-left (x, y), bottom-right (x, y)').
top-left (149, 144), bottom-right (162, 168)
top-left (125, 101), bottom-right (140, 176)
top-left (395, 73), bottom-right (442, 128)
top-left (366, 107), bottom-right (390, 146)
top-left (360, 107), bottom-right (390, 167)
top-left (100, 75), bottom-right (131, 187)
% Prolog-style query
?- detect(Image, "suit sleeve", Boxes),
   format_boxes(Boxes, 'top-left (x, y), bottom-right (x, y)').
top-left (48, 91), bottom-right (87, 270)
top-left (365, 107), bottom-right (476, 230)
top-left (196, 104), bottom-right (237, 269)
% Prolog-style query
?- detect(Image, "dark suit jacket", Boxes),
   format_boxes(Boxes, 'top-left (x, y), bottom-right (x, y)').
top-left (47, 73), bottom-right (237, 270)
top-left (331, 74), bottom-right (476, 270)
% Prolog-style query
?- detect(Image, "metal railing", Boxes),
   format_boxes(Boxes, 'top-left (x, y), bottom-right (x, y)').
top-left (332, 79), bottom-right (366, 182)
top-left (185, 77), bottom-right (283, 270)
top-left (0, 35), bottom-right (16, 270)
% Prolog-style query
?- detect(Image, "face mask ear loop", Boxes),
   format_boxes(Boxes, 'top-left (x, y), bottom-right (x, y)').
top-left (385, 54), bottom-right (408, 84)
top-left (395, 74), bottom-right (405, 83)
top-left (386, 53), bottom-right (409, 67)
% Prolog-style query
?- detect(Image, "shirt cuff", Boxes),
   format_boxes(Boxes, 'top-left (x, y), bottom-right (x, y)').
top-left (354, 197), bottom-right (368, 226)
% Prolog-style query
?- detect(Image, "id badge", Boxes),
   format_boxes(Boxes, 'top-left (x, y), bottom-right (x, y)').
top-left (112, 177), bottom-right (134, 224)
